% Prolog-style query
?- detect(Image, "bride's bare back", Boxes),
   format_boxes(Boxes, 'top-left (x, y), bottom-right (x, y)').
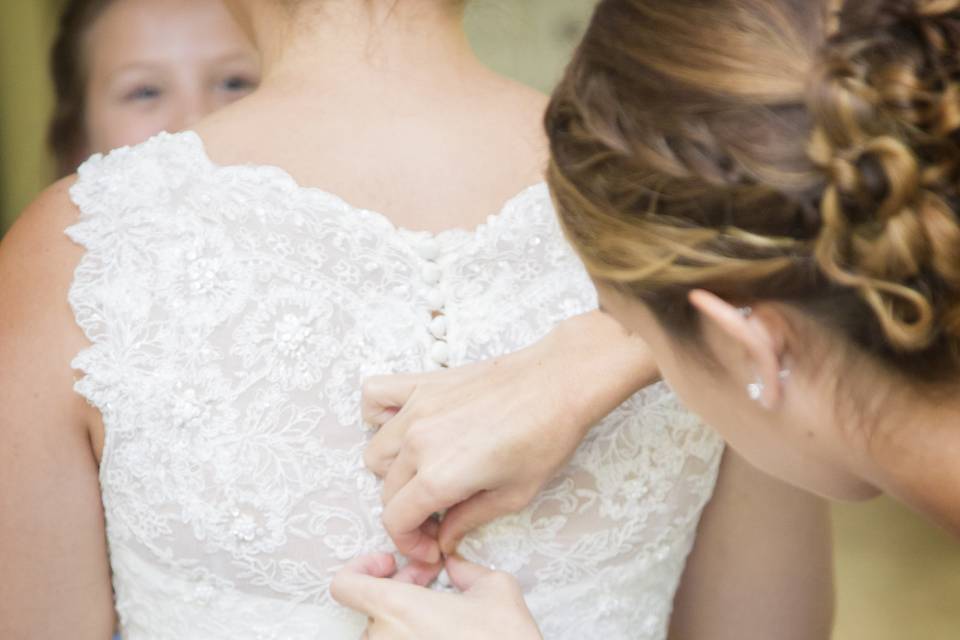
top-left (199, 0), bottom-right (549, 234)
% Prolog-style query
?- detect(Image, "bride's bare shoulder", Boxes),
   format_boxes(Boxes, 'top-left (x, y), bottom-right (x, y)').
top-left (3, 176), bottom-right (80, 240)
top-left (0, 177), bottom-right (85, 286)
top-left (0, 174), bottom-right (100, 437)
top-left (0, 176), bottom-right (91, 379)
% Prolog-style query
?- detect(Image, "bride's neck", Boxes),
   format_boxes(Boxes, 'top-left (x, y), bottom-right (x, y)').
top-left (249, 0), bottom-right (478, 93)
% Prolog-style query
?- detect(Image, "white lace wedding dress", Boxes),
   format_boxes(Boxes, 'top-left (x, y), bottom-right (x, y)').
top-left (66, 131), bottom-right (724, 640)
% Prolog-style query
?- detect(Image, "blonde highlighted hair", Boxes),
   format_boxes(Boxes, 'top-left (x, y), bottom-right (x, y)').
top-left (547, 0), bottom-right (960, 381)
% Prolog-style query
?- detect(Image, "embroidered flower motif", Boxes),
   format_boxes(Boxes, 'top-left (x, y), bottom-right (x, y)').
top-left (158, 229), bottom-right (251, 326)
top-left (233, 289), bottom-right (342, 390)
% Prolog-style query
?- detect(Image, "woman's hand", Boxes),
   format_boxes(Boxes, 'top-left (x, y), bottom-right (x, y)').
top-left (331, 554), bottom-right (543, 640)
top-left (362, 310), bottom-right (658, 563)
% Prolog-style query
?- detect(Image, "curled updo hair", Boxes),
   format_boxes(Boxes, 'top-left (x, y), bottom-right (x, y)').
top-left (48, 0), bottom-right (114, 177)
top-left (548, 0), bottom-right (960, 382)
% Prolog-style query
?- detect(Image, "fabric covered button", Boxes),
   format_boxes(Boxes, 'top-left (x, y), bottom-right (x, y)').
top-left (430, 341), bottom-right (450, 366)
top-left (417, 238), bottom-right (440, 261)
top-left (429, 315), bottom-right (448, 339)
top-left (421, 263), bottom-right (442, 285)
top-left (426, 288), bottom-right (445, 310)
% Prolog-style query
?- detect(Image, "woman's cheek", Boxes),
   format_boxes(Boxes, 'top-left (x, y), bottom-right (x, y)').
top-left (214, 86), bottom-right (255, 110)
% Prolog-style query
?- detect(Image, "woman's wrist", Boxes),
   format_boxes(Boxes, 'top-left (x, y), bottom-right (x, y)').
top-left (542, 310), bottom-right (660, 434)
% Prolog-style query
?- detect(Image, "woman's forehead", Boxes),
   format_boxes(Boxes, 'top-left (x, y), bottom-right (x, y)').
top-left (85, 0), bottom-right (254, 75)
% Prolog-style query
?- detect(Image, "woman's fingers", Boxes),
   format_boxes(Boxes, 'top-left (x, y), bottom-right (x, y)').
top-left (390, 518), bottom-right (443, 586)
top-left (437, 489), bottom-right (524, 556)
top-left (331, 553), bottom-right (440, 619)
top-left (330, 572), bottom-right (401, 624)
top-left (444, 556), bottom-right (526, 606)
top-left (332, 553), bottom-right (539, 640)
top-left (382, 471), bottom-right (471, 564)
top-left (343, 553), bottom-right (398, 579)
top-left (330, 553), bottom-right (399, 615)
top-left (364, 406), bottom-right (417, 477)
top-left (443, 555), bottom-right (495, 591)
top-left (361, 374), bottom-right (419, 426)
top-left (391, 558), bottom-right (444, 586)
top-left (381, 449), bottom-right (416, 504)
top-left (332, 554), bottom-right (446, 636)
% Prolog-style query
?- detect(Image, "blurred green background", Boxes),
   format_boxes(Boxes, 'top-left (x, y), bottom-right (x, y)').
top-left (1, 1), bottom-right (958, 638)
top-left (0, 0), bottom-right (62, 231)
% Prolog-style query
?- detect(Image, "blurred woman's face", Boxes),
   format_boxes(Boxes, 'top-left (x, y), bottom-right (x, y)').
top-left (83, 0), bottom-right (260, 155)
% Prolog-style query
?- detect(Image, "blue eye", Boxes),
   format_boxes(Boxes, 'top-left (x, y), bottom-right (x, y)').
top-left (222, 75), bottom-right (255, 92)
top-left (126, 86), bottom-right (161, 101)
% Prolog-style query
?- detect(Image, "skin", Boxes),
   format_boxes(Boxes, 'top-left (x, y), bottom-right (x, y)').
top-left (83, 0), bottom-right (260, 158)
top-left (597, 285), bottom-right (960, 535)
top-left (0, 177), bottom-right (112, 639)
top-left (0, 0), bottom-right (832, 637)
top-left (212, 0), bottom-right (550, 232)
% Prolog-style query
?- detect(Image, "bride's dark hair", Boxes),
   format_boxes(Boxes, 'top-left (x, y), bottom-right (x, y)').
top-left (547, 0), bottom-right (960, 384)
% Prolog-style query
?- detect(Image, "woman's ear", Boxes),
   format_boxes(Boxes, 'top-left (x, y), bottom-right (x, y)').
top-left (688, 290), bottom-right (788, 410)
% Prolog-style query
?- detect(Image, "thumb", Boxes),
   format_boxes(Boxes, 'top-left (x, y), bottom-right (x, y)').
top-left (343, 552), bottom-right (398, 579)
top-left (329, 553), bottom-right (397, 615)
top-left (444, 554), bottom-right (495, 592)
top-left (438, 490), bottom-right (512, 556)
top-left (361, 374), bottom-right (420, 426)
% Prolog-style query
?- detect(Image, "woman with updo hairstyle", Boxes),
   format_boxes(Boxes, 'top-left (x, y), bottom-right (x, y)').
top-left (547, 0), bottom-right (960, 522)
top-left (327, 0), bottom-right (960, 637)
top-left (48, 0), bottom-right (260, 176)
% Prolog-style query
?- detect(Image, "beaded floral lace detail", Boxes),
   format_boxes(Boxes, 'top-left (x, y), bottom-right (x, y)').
top-left (66, 132), bottom-right (724, 640)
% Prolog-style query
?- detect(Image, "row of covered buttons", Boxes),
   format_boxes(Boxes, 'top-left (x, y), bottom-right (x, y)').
top-left (418, 237), bottom-right (450, 367)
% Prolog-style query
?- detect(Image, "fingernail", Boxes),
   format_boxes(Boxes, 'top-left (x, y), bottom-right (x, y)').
top-left (440, 539), bottom-right (461, 557)
top-left (414, 539), bottom-right (441, 564)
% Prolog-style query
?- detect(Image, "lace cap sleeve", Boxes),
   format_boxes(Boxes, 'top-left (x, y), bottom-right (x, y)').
top-left (64, 132), bottom-right (198, 422)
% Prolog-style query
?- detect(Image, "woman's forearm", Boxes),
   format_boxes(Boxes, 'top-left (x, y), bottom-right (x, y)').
top-left (544, 310), bottom-right (660, 435)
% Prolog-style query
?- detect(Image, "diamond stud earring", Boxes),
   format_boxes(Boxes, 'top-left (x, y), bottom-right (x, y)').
top-left (747, 369), bottom-right (791, 405)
